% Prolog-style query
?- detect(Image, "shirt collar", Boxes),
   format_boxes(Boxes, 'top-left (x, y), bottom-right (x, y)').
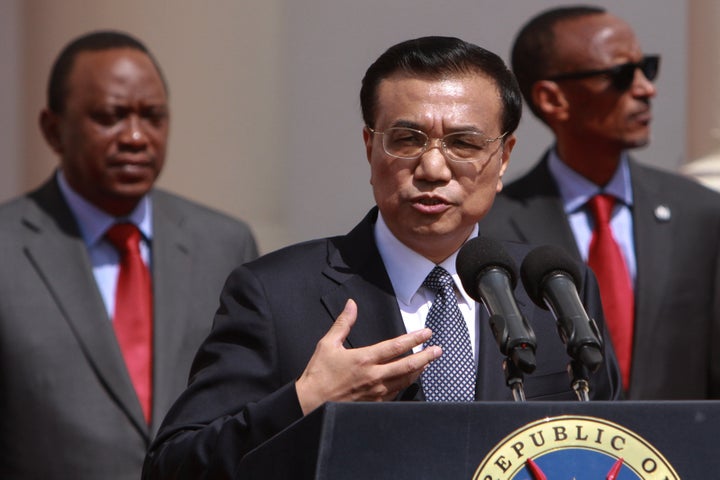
top-left (548, 147), bottom-right (633, 213)
top-left (374, 212), bottom-right (476, 307)
top-left (56, 170), bottom-right (153, 247)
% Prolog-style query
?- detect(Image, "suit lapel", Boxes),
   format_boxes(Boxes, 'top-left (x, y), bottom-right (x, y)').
top-left (148, 195), bottom-right (193, 434)
top-left (496, 158), bottom-right (582, 259)
top-left (25, 180), bottom-right (149, 437)
top-left (628, 161), bottom-right (672, 368)
top-left (320, 210), bottom-right (407, 349)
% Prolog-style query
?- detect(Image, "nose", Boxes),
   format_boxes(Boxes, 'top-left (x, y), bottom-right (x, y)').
top-left (120, 115), bottom-right (148, 146)
top-left (632, 68), bottom-right (657, 98)
top-left (415, 139), bottom-right (452, 182)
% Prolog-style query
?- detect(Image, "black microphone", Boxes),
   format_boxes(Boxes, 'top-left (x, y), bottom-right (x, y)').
top-left (456, 236), bottom-right (537, 374)
top-left (520, 245), bottom-right (604, 372)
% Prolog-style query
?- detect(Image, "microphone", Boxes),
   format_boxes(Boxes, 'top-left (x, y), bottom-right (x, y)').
top-left (520, 245), bottom-right (604, 372)
top-left (456, 236), bottom-right (537, 374)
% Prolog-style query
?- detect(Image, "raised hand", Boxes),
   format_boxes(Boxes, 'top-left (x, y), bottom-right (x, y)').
top-left (295, 299), bottom-right (442, 414)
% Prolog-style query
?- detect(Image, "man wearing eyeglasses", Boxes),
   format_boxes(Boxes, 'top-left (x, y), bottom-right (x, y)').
top-left (481, 6), bottom-right (720, 400)
top-left (143, 36), bottom-right (621, 477)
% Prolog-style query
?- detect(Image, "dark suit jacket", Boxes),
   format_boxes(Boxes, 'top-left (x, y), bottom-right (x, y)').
top-left (143, 208), bottom-right (621, 479)
top-left (0, 176), bottom-right (257, 479)
top-left (481, 154), bottom-right (720, 399)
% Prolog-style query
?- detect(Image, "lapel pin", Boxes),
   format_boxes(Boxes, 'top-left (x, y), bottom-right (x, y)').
top-left (654, 204), bottom-right (671, 222)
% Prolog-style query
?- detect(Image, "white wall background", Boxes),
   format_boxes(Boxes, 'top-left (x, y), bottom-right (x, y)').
top-left (0, 1), bottom-right (687, 254)
top-left (281, 1), bottom-right (686, 244)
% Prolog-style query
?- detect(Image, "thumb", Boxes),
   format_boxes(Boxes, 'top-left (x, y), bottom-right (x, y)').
top-left (327, 299), bottom-right (357, 345)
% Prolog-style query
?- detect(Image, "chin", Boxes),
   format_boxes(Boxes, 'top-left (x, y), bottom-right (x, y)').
top-left (110, 183), bottom-right (153, 201)
top-left (625, 139), bottom-right (650, 150)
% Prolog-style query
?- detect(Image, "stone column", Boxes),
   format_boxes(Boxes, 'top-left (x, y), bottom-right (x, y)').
top-left (682, 0), bottom-right (720, 190)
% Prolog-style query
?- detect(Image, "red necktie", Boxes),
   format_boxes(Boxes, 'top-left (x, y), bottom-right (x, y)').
top-left (106, 223), bottom-right (153, 424)
top-left (587, 194), bottom-right (634, 389)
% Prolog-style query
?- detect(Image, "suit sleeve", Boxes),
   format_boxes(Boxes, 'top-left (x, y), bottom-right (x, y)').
top-left (711, 238), bottom-right (720, 398)
top-left (142, 265), bottom-right (304, 479)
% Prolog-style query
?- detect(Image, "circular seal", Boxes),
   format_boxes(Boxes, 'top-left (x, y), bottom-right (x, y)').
top-left (472, 415), bottom-right (679, 479)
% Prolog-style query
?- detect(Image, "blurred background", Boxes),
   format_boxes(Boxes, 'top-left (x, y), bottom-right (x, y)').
top-left (2, 1), bottom-right (717, 254)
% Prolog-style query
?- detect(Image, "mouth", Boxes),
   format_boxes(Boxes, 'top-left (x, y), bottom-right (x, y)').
top-left (411, 195), bottom-right (453, 214)
top-left (109, 156), bottom-right (154, 178)
top-left (631, 108), bottom-right (652, 125)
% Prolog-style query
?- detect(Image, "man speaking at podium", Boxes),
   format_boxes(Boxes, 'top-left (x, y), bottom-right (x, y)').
top-left (144, 36), bottom-right (621, 478)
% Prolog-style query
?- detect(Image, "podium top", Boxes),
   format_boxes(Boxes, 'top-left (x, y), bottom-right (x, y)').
top-left (239, 401), bottom-right (720, 479)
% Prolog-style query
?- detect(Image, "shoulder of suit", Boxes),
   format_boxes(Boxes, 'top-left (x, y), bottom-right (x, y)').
top-left (243, 236), bottom-right (332, 276)
top-left (0, 191), bottom-right (47, 233)
top-left (151, 188), bottom-right (254, 231)
top-left (0, 192), bottom-right (33, 217)
top-left (630, 161), bottom-right (720, 204)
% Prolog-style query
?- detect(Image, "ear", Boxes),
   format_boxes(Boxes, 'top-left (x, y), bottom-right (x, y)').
top-left (363, 126), bottom-right (373, 165)
top-left (532, 80), bottom-right (570, 122)
top-left (39, 109), bottom-right (64, 155)
top-left (496, 134), bottom-right (516, 193)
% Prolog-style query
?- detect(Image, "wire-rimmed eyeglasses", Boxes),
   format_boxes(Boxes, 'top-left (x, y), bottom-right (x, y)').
top-left (366, 126), bottom-right (507, 163)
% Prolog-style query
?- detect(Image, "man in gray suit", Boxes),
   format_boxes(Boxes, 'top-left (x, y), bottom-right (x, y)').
top-left (481, 6), bottom-right (720, 399)
top-left (0, 31), bottom-right (257, 478)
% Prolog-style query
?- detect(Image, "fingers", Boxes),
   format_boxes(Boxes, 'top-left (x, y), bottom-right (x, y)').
top-left (387, 344), bottom-right (442, 384)
top-left (367, 327), bottom-right (434, 365)
top-left (373, 346), bottom-right (443, 401)
top-left (325, 299), bottom-right (357, 346)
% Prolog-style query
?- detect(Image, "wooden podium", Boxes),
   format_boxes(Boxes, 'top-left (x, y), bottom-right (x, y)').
top-left (237, 401), bottom-right (720, 479)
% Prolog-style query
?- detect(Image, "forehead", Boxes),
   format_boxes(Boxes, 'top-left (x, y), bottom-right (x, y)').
top-left (553, 13), bottom-right (642, 67)
top-left (66, 48), bottom-right (167, 101)
top-left (374, 73), bottom-right (503, 132)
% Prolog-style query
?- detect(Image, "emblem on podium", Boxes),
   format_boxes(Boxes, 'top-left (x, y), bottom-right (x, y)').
top-left (473, 415), bottom-right (679, 479)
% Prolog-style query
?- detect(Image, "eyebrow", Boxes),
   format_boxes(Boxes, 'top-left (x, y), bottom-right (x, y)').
top-left (388, 119), bottom-right (486, 134)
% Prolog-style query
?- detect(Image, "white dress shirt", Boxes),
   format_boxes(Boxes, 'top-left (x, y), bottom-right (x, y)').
top-left (373, 213), bottom-right (479, 361)
top-left (57, 170), bottom-right (153, 319)
top-left (548, 149), bottom-right (637, 282)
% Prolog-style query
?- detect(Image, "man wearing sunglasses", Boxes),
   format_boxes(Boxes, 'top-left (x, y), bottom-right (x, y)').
top-left (482, 6), bottom-right (720, 400)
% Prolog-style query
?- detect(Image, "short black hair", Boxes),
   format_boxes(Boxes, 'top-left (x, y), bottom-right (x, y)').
top-left (360, 36), bottom-right (522, 136)
top-left (511, 5), bottom-right (606, 118)
top-left (46, 30), bottom-right (167, 114)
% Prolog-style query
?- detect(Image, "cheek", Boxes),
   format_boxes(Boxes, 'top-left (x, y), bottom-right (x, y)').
top-left (460, 170), bottom-right (502, 214)
top-left (370, 160), bottom-right (409, 203)
top-left (67, 125), bottom-right (115, 158)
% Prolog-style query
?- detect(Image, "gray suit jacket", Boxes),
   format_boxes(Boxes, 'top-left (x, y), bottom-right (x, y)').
top-left (481, 154), bottom-right (720, 399)
top-left (0, 176), bottom-right (257, 478)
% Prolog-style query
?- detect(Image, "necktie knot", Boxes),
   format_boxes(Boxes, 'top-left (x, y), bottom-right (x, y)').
top-left (106, 223), bottom-right (142, 255)
top-left (589, 194), bottom-right (616, 226)
top-left (423, 266), bottom-right (455, 294)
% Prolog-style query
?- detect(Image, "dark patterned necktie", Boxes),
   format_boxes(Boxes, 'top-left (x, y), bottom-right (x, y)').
top-left (420, 266), bottom-right (476, 402)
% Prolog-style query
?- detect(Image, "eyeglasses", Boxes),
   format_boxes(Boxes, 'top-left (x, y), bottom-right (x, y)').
top-left (366, 126), bottom-right (507, 163)
top-left (547, 55), bottom-right (660, 92)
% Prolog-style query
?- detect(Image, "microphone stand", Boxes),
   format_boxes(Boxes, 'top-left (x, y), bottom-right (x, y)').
top-left (566, 343), bottom-right (603, 401)
top-left (503, 357), bottom-right (526, 402)
top-left (503, 345), bottom-right (535, 402)
top-left (568, 359), bottom-right (591, 402)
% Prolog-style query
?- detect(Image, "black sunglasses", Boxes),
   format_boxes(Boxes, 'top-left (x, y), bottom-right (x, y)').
top-left (547, 55), bottom-right (660, 92)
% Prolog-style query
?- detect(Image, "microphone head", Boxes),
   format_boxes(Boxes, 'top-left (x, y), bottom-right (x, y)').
top-left (520, 244), bottom-right (584, 308)
top-left (456, 236), bottom-right (518, 302)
